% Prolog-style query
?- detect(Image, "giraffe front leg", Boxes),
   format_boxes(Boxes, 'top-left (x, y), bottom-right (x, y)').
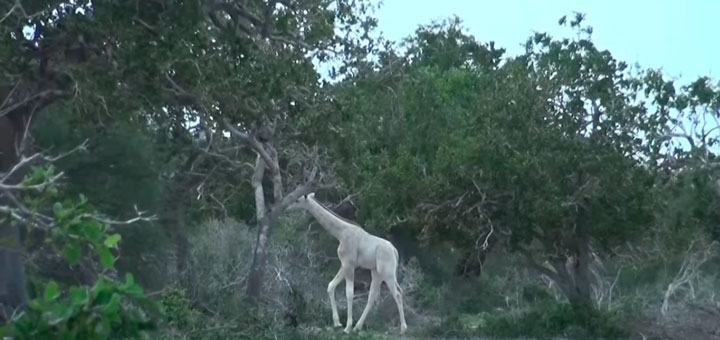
top-left (343, 270), bottom-right (355, 333)
top-left (327, 268), bottom-right (344, 327)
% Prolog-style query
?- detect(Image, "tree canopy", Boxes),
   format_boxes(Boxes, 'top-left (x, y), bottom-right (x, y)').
top-left (1, 3), bottom-right (719, 339)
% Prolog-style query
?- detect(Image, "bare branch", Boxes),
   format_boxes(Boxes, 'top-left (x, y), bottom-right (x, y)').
top-left (0, 171), bottom-right (63, 191)
top-left (222, 118), bottom-right (276, 172)
top-left (520, 247), bottom-right (562, 284)
top-left (0, 89), bottom-right (72, 119)
top-left (82, 205), bottom-right (158, 226)
top-left (661, 239), bottom-right (718, 316)
top-left (0, 1), bottom-right (18, 24)
top-left (0, 204), bottom-right (54, 229)
top-left (659, 132), bottom-right (696, 149)
top-left (0, 153), bottom-right (43, 184)
top-left (268, 156), bottom-right (319, 220)
top-left (1, 139), bottom-right (88, 187)
top-left (268, 183), bottom-right (313, 222)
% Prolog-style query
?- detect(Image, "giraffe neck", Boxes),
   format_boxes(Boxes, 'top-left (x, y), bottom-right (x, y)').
top-left (305, 197), bottom-right (355, 240)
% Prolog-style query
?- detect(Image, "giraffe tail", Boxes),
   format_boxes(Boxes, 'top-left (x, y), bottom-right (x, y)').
top-left (393, 247), bottom-right (403, 294)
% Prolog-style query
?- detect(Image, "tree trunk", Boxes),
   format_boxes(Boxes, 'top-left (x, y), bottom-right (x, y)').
top-left (224, 123), bottom-right (317, 303)
top-left (245, 216), bottom-right (273, 301)
top-left (0, 225), bottom-right (28, 322)
top-left (567, 232), bottom-right (593, 307)
top-left (547, 247), bottom-right (593, 308)
top-left (0, 115), bottom-right (29, 322)
top-left (545, 172), bottom-right (594, 308)
top-left (160, 149), bottom-right (200, 287)
top-left (246, 155), bottom-right (269, 301)
top-left (567, 170), bottom-right (594, 307)
top-left (161, 200), bottom-right (190, 284)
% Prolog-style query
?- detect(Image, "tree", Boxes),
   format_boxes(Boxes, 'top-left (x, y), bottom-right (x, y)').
top-left (0, 148), bottom-right (157, 338)
top-left (317, 14), bottom-right (718, 309)
top-left (2, 0), bottom-right (381, 308)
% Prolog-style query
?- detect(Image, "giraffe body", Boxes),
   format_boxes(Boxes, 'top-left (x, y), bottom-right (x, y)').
top-left (292, 193), bottom-right (408, 334)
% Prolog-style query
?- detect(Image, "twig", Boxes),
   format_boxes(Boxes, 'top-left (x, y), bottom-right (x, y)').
top-left (0, 1), bottom-right (17, 24)
top-left (82, 205), bottom-right (158, 225)
top-left (0, 171), bottom-right (64, 191)
top-left (607, 266), bottom-right (622, 310)
top-left (0, 89), bottom-right (70, 119)
top-left (661, 239), bottom-right (718, 316)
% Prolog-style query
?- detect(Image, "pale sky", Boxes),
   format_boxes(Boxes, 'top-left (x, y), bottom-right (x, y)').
top-left (372, 0), bottom-right (718, 85)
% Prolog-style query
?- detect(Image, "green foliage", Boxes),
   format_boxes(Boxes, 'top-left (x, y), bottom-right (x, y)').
top-left (475, 301), bottom-right (627, 339)
top-left (157, 288), bottom-right (203, 335)
top-left (2, 274), bottom-right (154, 340)
top-left (2, 0), bottom-right (719, 337)
top-left (316, 14), bottom-right (716, 308)
top-left (49, 194), bottom-right (120, 268)
top-left (426, 300), bottom-right (626, 339)
top-left (0, 166), bottom-right (157, 339)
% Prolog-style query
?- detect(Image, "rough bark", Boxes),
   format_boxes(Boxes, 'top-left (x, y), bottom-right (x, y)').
top-left (245, 155), bottom-right (269, 300)
top-left (455, 241), bottom-right (495, 279)
top-left (0, 114), bottom-right (29, 321)
top-left (566, 189), bottom-right (594, 307)
top-left (161, 198), bottom-right (191, 282)
top-left (161, 152), bottom-right (200, 286)
top-left (224, 120), bottom-right (318, 302)
top-left (525, 177), bottom-right (594, 307)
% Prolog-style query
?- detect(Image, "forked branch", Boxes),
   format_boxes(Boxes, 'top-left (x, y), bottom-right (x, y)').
top-left (661, 239), bottom-right (718, 316)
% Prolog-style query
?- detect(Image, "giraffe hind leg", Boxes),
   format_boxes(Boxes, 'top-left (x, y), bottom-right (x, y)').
top-left (377, 246), bottom-right (407, 334)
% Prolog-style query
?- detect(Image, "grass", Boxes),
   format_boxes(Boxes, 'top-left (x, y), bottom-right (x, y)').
top-left (149, 218), bottom-right (720, 340)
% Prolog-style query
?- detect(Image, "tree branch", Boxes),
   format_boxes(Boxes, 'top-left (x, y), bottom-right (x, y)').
top-left (268, 183), bottom-right (313, 222)
top-left (0, 171), bottom-right (63, 191)
top-left (0, 89), bottom-right (72, 119)
top-left (659, 133), bottom-right (696, 149)
top-left (268, 159), bottom-right (318, 221)
top-left (82, 205), bottom-right (158, 225)
top-left (222, 118), bottom-right (277, 173)
top-left (520, 247), bottom-right (563, 284)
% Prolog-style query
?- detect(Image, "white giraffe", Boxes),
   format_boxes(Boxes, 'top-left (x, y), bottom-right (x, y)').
top-left (291, 192), bottom-right (408, 334)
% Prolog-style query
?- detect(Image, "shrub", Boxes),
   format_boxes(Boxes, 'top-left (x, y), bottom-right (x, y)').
top-left (1, 166), bottom-right (157, 339)
top-left (478, 300), bottom-right (627, 339)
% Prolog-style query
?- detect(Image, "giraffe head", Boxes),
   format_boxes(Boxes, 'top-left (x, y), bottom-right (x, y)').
top-left (289, 192), bottom-right (315, 210)
top-left (297, 192), bottom-right (315, 203)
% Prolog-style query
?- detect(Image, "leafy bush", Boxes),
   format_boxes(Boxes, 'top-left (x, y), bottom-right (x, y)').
top-left (477, 300), bottom-right (627, 339)
top-left (3, 275), bottom-right (154, 340)
top-left (0, 166), bottom-right (157, 339)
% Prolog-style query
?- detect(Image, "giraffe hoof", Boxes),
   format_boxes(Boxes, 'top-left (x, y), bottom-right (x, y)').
top-left (343, 327), bottom-right (351, 334)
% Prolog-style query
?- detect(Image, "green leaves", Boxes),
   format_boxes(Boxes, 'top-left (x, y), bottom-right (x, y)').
top-left (64, 243), bottom-right (81, 265)
top-left (104, 234), bottom-right (122, 248)
top-left (326, 14), bottom-right (681, 273)
top-left (5, 165), bottom-right (156, 339)
top-left (69, 287), bottom-right (89, 306)
top-left (10, 275), bottom-right (157, 340)
top-left (97, 245), bottom-right (115, 268)
top-left (53, 202), bottom-right (66, 220)
top-left (42, 190), bottom-right (122, 269)
top-left (44, 281), bottom-right (60, 302)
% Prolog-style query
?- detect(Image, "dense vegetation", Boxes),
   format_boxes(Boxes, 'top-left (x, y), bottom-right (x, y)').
top-left (1, 2), bottom-right (719, 339)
